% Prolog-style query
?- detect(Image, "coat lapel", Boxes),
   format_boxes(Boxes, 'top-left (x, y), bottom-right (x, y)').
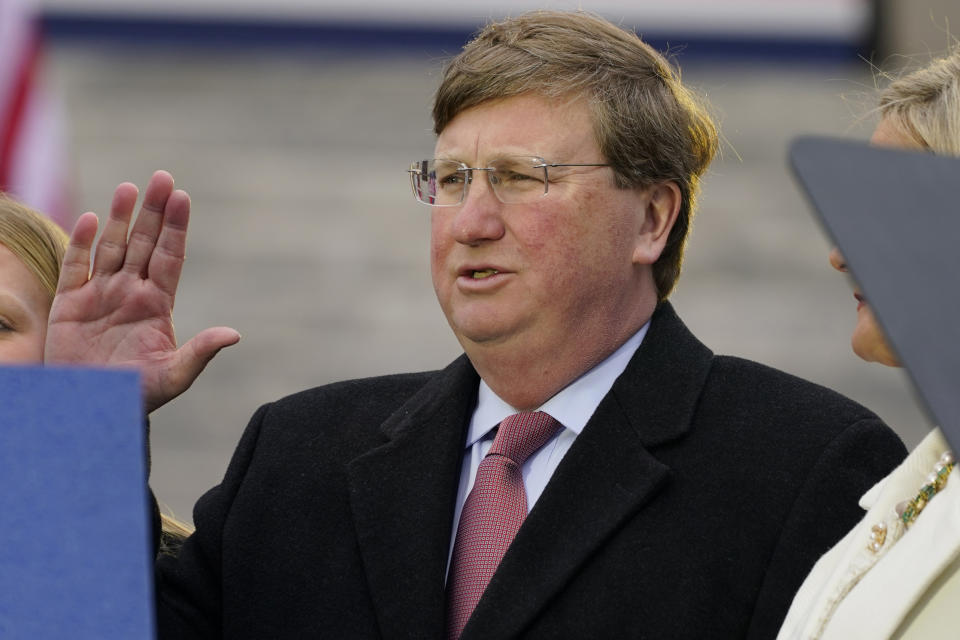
top-left (346, 355), bottom-right (478, 640)
top-left (462, 303), bottom-right (714, 639)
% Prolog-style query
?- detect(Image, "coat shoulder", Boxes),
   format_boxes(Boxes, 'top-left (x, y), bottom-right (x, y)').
top-left (274, 369), bottom-right (441, 414)
top-left (707, 354), bottom-right (885, 428)
top-left (252, 369), bottom-right (442, 445)
top-left (695, 355), bottom-right (906, 486)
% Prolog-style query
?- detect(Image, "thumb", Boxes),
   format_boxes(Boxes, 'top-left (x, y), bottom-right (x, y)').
top-left (146, 327), bottom-right (241, 412)
top-left (185, 326), bottom-right (242, 365)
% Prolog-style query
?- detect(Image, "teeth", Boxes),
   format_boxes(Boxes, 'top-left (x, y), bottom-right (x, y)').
top-left (472, 269), bottom-right (499, 279)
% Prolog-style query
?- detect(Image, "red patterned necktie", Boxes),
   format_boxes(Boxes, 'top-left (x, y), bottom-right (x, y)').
top-left (445, 411), bottom-right (562, 639)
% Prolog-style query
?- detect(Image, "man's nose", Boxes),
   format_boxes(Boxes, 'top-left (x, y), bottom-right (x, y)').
top-left (451, 170), bottom-right (505, 245)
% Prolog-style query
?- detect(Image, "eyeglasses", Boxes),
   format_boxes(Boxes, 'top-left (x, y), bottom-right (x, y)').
top-left (407, 156), bottom-right (611, 206)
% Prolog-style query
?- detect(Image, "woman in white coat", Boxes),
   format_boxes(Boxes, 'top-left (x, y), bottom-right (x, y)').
top-left (778, 48), bottom-right (960, 640)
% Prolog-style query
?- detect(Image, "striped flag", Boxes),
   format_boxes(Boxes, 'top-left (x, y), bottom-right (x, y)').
top-left (0, 0), bottom-right (72, 230)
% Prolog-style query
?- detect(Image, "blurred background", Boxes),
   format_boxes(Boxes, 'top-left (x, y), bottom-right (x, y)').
top-left (3, 0), bottom-right (958, 522)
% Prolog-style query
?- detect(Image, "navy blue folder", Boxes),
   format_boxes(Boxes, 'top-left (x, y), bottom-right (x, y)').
top-left (0, 366), bottom-right (154, 639)
top-left (790, 136), bottom-right (960, 452)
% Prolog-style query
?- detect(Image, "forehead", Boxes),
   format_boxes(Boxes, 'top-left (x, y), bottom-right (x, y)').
top-left (434, 92), bottom-right (599, 161)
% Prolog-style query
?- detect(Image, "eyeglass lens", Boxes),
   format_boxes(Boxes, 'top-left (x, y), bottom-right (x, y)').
top-left (409, 157), bottom-right (549, 205)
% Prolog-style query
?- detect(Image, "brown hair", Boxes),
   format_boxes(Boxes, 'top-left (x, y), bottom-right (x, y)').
top-left (0, 193), bottom-right (69, 300)
top-left (432, 10), bottom-right (718, 299)
top-left (878, 47), bottom-right (960, 155)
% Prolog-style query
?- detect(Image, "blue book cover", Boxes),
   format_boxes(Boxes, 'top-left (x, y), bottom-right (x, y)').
top-left (0, 366), bottom-right (154, 639)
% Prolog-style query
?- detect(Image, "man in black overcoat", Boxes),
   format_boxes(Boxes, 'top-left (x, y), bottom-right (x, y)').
top-left (43, 10), bottom-right (906, 639)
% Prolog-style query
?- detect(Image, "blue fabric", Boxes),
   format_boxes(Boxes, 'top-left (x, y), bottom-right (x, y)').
top-left (0, 366), bottom-right (153, 640)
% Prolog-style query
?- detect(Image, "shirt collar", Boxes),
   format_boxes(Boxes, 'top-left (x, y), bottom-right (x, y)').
top-left (465, 322), bottom-right (650, 448)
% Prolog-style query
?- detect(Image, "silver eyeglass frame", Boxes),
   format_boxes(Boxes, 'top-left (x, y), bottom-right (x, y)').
top-left (407, 157), bottom-right (611, 206)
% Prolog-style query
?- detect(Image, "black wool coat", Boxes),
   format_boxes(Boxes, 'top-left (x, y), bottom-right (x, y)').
top-left (154, 303), bottom-right (906, 639)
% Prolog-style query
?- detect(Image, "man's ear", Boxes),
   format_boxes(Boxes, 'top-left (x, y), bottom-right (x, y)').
top-left (632, 181), bottom-right (681, 265)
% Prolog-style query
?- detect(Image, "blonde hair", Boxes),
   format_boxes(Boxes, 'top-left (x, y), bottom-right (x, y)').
top-left (433, 10), bottom-right (718, 300)
top-left (158, 512), bottom-right (195, 556)
top-left (0, 193), bottom-right (69, 299)
top-left (878, 47), bottom-right (960, 155)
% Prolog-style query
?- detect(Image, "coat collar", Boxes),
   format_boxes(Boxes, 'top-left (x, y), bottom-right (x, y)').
top-left (347, 302), bottom-right (714, 639)
top-left (346, 355), bottom-right (478, 640)
top-left (797, 429), bottom-right (960, 639)
top-left (825, 481), bottom-right (960, 639)
top-left (610, 302), bottom-right (714, 448)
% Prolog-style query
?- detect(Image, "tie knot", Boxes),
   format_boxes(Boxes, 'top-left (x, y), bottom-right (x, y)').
top-left (488, 411), bottom-right (562, 466)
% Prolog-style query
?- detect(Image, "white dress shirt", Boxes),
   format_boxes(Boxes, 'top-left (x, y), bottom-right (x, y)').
top-left (446, 323), bottom-right (649, 573)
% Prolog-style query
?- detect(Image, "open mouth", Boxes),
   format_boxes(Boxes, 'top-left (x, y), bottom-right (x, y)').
top-left (471, 269), bottom-right (499, 279)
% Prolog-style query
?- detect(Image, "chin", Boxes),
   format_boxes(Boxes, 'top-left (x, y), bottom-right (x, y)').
top-left (445, 302), bottom-right (527, 348)
top-left (851, 305), bottom-right (900, 367)
top-left (851, 330), bottom-right (899, 367)
top-left (452, 324), bottom-right (512, 348)
top-left (446, 313), bottom-right (504, 346)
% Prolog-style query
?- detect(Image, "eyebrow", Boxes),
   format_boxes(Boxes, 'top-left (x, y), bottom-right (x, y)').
top-left (0, 293), bottom-right (31, 327)
top-left (434, 154), bottom-right (547, 165)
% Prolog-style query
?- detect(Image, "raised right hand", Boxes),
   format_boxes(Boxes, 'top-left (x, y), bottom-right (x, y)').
top-left (44, 170), bottom-right (240, 412)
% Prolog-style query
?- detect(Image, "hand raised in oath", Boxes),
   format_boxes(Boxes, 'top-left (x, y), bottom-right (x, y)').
top-left (44, 170), bottom-right (240, 412)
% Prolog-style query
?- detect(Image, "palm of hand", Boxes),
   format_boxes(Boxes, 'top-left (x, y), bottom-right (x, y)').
top-left (47, 272), bottom-right (178, 401)
top-left (45, 172), bottom-right (239, 413)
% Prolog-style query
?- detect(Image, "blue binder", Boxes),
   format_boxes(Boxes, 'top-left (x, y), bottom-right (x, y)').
top-left (0, 366), bottom-right (154, 639)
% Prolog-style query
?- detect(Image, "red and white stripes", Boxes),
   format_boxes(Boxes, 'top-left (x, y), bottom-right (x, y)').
top-left (0, 0), bottom-right (72, 229)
